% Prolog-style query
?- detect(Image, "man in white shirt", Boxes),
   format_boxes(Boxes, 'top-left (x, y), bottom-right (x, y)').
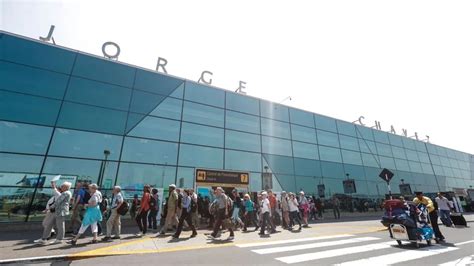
top-left (259, 191), bottom-right (273, 236)
top-left (435, 192), bottom-right (454, 227)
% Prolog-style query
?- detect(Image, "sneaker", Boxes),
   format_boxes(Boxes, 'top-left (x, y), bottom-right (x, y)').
top-left (135, 232), bottom-right (143, 237)
top-left (227, 236), bottom-right (234, 241)
top-left (68, 239), bottom-right (77, 246)
top-left (190, 233), bottom-right (197, 238)
top-left (102, 236), bottom-right (112, 242)
top-left (33, 238), bottom-right (44, 243)
top-left (111, 236), bottom-right (121, 240)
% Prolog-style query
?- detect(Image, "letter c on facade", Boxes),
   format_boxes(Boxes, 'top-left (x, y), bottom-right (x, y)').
top-left (102, 42), bottom-right (121, 60)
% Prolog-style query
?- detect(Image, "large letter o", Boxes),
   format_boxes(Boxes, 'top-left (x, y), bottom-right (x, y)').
top-left (102, 42), bottom-right (121, 60)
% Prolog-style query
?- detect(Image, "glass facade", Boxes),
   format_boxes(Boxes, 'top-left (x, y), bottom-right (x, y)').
top-left (0, 32), bottom-right (473, 222)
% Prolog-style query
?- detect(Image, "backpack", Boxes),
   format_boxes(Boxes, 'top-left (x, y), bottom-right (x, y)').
top-left (82, 190), bottom-right (91, 204)
top-left (190, 198), bottom-right (197, 213)
top-left (117, 201), bottom-right (130, 216)
top-left (100, 198), bottom-right (108, 212)
top-left (150, 195), bottom-right (158, 210)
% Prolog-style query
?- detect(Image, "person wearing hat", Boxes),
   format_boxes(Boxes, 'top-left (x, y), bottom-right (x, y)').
top-left (209, 187), bottom-right (235, 240)
top-left (280, 191), bottom-right (290, 229)
top-left (413, 191), bottom-right (445, 242)
top-left (159, 184), bottom-right (179, 235)
top-left (102, 186), bottom-right (123, 241)
top-left (259, 191), bottom-right (274, 236)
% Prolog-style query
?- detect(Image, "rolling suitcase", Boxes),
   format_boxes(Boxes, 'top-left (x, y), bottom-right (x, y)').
top-left (450, 212), bottom-right (467, 226)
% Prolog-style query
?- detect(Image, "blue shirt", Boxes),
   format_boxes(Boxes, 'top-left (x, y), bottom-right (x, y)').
top-left (77, 188), bottom-right (86, 204)
top-left (182, 195), bottom-right (191, 211)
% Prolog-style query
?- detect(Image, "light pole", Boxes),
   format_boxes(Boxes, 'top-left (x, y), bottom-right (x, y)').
top-left (346, 173), bottom-right (354, 212)
top-left (98, 149), bottom-right (110, 188)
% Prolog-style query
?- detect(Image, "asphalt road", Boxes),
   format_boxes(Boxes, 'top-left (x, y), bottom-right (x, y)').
top-left (14, 221), bottom-right (474, 266)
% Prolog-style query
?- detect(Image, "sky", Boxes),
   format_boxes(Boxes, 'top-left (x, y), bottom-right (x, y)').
top-left (1, 0), bottom-right (473, 154)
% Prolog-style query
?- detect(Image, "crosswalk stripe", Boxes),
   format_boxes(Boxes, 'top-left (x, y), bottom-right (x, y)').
top-left (236, 234), bottom-right (354, 248)
top-left (337, 245), bottom-right (459, 266)
top-left (252, 236), bottom-right (379, 255)
top-left (438, 255), bottom-right (474, 266)
top-left (275, 241), bottom-right (394, 264)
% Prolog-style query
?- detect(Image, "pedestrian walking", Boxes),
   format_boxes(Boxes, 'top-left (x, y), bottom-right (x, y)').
top-left (231, 189), bottom-right (245, 229)
top-left (160, 184), bottom-right (179, 235)
top-left (48, 180), bottom-right (72, 244)
top-left (332, 196), bottom-right (341, 219)
top-left (280, 191), bottom-right (290, 229)
top-left (209, 187), bottom-right (234, 240)
top-left (148, 188), bottom-right (160, 231)
top-left (136, 185), bottom-right (151, 237)
top-left (243, 194), bottom-right (259, 231)
top-left (102, 186), bottom-right (123, 241)
top-left (68, 181), bottom-right (85, 234)
top-left (173, 189), bottom-right (197, 239)
top-left (435, 192), bottom-right (454, 227)
top-left (299, 191), bottom-right (309, 227)
top-left (34, 180), bottom-right (61, 244)
top-left (414, 191), bottom-right (445, 242)
top-left (69, 184), bottom-right (102, 245)
top-left (288, 192), bottom-right (302, 231)
top-left (259, 191), bottom-right (274, 236)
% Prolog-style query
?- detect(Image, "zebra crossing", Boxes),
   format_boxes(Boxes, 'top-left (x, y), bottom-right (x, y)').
top-left (236, 234), bottom-right (474, 265)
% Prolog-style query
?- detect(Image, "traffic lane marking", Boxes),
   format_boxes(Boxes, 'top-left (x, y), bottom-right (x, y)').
top-left (71, 228), bottom-right (385, 257)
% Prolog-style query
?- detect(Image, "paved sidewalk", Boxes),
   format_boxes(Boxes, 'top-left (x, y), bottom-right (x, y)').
top-left (0, 213), bottom-right (471, 263)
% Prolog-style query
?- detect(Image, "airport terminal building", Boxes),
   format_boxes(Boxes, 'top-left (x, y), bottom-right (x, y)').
top-left (1, 31), bottom-right (473, 223)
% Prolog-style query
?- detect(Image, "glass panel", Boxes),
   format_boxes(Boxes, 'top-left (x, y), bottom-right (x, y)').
top-left (339, 135), bottom-right (359, 151)
top-left (317, 130), bottom-right (340, 148)
top-left (379, 156), bottom-right (396, 170)
top-left (0, 90), bottom-right (61, 126)
top-left (289, 108), bottom-right (315, 127)
top-left (150, 97), bottom-right (182, 120)
top-left (318, 146), bottom-right (342, 163)
top-left (261, 118), bottom-right (291, 139)
top-left (361, 153), bottom-right (380, 167)
top-left (262, 154), bottom-right (294, 175)
top-left (65, 77), bottom-right (132, 111)
top-left (58, 102), bottom-right (127, 135)
top-left (178, 144), bottom-right (223, 169)
top-left (127, 116), bottom-right (180, 142)
top-left (121, 137), bottom-right (178, 165)
top-left (336, 120), bottom-right (356, 136)
top-left (320, 161), bottom-right (344, 178)
top-left (341, 150), bottom-right (362, 165)
top-left (0, 153), bottom-right (43, 179)
top-left (43, 157), bottom-right (118, 188)
top-left (1, 34), bottom-right (76, 74)
top-left (184, 82), bottom-right (225, 108)
top-left (130, 89), bottom-right (166, 115)
top-left (183, 101), bottom-right (224, 128)
top-left (225, 92), bottom-right (259, 115)
top-left (0, 121), bottom-right (53, 154)
top-left (249, 172), bottom-right (262, 192)
top-left (176, 167), bottom-right (195, 189)
top-left (290, 124), bottom-right (317, 144)
top-left (414, 140), bottom-right (426, 152)
top-left (225, 130), bottom-right (261, 153)
top-left (0, 187), bottom-right (35, 222)
top-left (134, 69), bottom-right (184, 96)
top-left (355, 125), bottom-right (374, 141)
top-left (343, 164), bottom-right (366, 181)
top-left (226, 110), bottom-right (260, 134)
top-left (314, 115), bottom-right (337, 132)
top-left (376, 143), bottom-right (393, 157)
top-left (388, 134), bottom-right (404, 147)
top-left (72, 54), bottom-right (135, 87)
top-left (0, 61), bottom-right (69, 99)
top-left (225, 150), bottom-right (261, 172)
top-left (405, 149), bottom-right (419, 162)
top-left (395, 159), bottom-right (410, 171)
top-left (391, 146), bottom-right (407, 159)
top-left (274, 174), bottom-right (296, 193)
top-left (292, 141), bottom-right (319, 160)
top-left (359, 139), bottom-right (377, 154)
top-left (417, 152), bottom-right (431, 164)
top-left (402, 137), bottom-right (416, 150)
top-left (294, 158), bottom-right (321, 177)
top-left (117, 162), bottom-right (176, 189)
top-left (170, 83), bottom-right (184, 98)
top-left (261, 136), bottom-right (292, 156)
top-left (408, 161), bottom-right (423, 174)
top-left (373, 130), bottom-right (390, 144)
top-left (49, 128), bottom-right (122, 160)
top-left (295, 176), bottom-right (317, 194)
top-left (421, 163), bottom-right (434, 174)
top-left (180, 122), bottom-right (224, 148)
top-left (260, 100), bottom-right (289, 122)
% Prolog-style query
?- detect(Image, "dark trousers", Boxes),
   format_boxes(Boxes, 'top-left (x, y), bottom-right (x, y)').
top-left (148, 209), bottom-right (158, 229)
top-left (136, 210), bottom-right (148, 234)
top-left (244, 211), bottom-right (259, 230)
top-left (212, 209), bottom-right (234, 237)
top-left (175, 209), bottom-right (196, 237)
top-left (289, 211), bottom-right (302, 228)
top-left (260, 212), bottom-right (271, 234)
top-left (333, 207), bottom-right (340, 219)
top-left (429, 211), bottom-right (445, 240)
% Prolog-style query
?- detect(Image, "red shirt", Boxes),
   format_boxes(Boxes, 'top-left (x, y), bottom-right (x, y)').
top-left (269, 195), bottom-right (277, 210)
top-left (141, 192), bottom-right (151, 212)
